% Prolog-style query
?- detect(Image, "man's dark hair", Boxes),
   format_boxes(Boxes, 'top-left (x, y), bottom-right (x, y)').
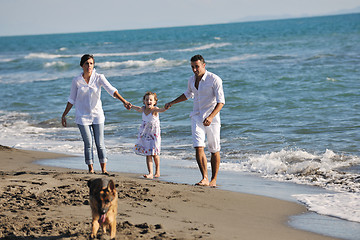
top-left (191, 54), bottom-right (205, 64)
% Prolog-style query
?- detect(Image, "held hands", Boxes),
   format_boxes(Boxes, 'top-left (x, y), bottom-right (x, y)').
top-left (123, 101), bottom-right (132, 110)
top-left (164, 102), bottom-right (172, 109)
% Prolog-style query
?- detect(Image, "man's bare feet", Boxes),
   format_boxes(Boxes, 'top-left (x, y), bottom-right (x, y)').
top-left (209, 179), bottom-right (217, 187)
top-left (195, 178), bottom-right (209, 186)
top-left (143, 174), bottom-right (154, 179)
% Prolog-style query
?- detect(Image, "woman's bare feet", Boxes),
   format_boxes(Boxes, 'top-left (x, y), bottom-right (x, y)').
top-left (88, 164), bottom-right (95, 174)
top-left (195, 178), bottom-right (209, 186)
top-left (143, 174), bottom-right (154, 179)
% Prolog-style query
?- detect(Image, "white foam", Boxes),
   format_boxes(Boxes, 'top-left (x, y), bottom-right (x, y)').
top-left (23, 42), bottom-right (230, 61)
top-left (176, 42), bottom-right (231, 52)
top-left (0, 111), bottom-right (82, 153)
top-left (44, 61), bottom-right (68, 68)
top-left (97, 58), bottom-right (186, 69)
top-left (0, 58), bottom-right (15, 63)
top-left (208, 54), bottom-right (259, 64)
top-left (95, 42), bottom-right (231, 57)
top-left (221, 149), bottom-right (360, 193)
top-left (220, 149), bottom-right (360, 223)
top-left (294, 193), bottom-right (360, 223)
top-left (94, 51), bottom-right (160, 57)
top-left (25, 53), bottom-right (72, 59)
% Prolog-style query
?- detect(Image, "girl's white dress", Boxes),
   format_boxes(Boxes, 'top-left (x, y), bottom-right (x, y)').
top-left (134, 111), bottom-right (161, 156)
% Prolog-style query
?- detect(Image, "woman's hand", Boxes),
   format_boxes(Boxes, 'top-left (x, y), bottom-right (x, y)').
top-left (61, 116), bottom-right (67, 127)
top-left (61, 102), bottom-right (73, 127)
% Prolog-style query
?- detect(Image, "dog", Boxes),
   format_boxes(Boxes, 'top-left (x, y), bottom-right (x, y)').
top-left (87, 178), bottom-right (118, 239)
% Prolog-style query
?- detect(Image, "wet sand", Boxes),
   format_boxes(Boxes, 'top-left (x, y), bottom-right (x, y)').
top-left (0, 145), bottom-right (338, 239)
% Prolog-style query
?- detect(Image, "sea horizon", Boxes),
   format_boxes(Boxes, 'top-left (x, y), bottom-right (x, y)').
top-left (0, 12), bottom-right (358, 38)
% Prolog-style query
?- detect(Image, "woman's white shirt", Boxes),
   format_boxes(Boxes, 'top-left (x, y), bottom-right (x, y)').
top-left (68, 69), bottom-right (117, 125)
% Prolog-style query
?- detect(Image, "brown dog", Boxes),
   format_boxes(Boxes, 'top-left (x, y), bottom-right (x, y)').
top-left (88, 178), bottom-right (118, 239)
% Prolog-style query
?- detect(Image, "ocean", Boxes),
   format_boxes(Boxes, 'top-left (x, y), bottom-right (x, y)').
top-left (0, 13), bottom-right (359, 239)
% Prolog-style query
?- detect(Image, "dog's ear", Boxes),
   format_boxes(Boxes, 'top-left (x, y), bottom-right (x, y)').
top-left (87, 179), bottom-right (94, 188)
top-left (108, 180), bottom-right (115, 191)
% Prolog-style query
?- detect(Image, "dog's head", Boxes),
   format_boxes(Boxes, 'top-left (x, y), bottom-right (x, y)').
top-left (88, 178), bottom-right (117, 223)
top-left (98, 180), bottom-right (116, 214)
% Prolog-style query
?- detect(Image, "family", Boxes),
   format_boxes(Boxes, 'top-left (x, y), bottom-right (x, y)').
top-left (61, 54), bottom-right (225, 187)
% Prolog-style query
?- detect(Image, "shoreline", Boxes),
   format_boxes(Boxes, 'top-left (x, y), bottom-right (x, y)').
top-left (0, 145), bottom-right (338, 239)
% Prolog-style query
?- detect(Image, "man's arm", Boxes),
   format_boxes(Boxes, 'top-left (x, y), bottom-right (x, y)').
top-left (165, 94), bottom-right (188, 109)
top-left (203, 103), bottom-right (224, 126)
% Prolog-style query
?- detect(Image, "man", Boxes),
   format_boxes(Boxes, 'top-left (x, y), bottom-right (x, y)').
top-left (165, 55), bottom-right (225, 187)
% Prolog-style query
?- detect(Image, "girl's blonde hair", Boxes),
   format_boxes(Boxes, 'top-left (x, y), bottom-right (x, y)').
top-left (143, 91), bottom-right (158, 106)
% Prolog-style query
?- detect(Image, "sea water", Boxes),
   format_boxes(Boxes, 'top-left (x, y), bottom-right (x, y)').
top-left (1, 13), bottom-right (359, 239)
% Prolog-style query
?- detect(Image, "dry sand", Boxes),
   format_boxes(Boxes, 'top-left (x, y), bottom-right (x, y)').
top-left (0, 145), bottom-right (338, 239)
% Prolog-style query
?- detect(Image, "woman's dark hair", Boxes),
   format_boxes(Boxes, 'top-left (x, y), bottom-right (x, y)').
top-left (190, 54), bottom-right (205, 64)
top-left (80, 54), bottom-right (95, 67)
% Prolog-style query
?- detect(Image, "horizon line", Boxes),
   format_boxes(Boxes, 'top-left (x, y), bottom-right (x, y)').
top-left (1, 12), bottom-right (359, 38)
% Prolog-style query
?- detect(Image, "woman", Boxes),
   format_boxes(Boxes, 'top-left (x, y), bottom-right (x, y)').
top-left (61, 54), bottom-right (131, 174)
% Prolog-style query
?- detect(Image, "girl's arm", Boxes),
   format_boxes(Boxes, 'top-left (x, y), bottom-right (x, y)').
top-left (131, 105), bottom-right (143, 113)
top-left (152, 106), bottom-right (168, 113)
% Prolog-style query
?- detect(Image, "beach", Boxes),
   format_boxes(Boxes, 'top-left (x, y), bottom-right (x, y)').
top-left (0, 145), bottom-right (339, 240)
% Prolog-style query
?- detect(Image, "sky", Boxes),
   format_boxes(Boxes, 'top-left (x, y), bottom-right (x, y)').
top-left (0, 0), bottom-right (359, 37)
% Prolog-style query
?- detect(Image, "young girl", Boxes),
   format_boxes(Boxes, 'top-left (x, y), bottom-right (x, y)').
top-left (131, 92), bottom-right (167, 179)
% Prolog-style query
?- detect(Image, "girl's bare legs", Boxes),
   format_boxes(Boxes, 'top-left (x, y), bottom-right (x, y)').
top-left (153, 155), bottom-right (160, 178)
top-left (144, 156), bottom-right (154, 179)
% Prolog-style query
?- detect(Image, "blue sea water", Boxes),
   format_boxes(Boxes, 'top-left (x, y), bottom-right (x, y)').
top-left (1, 14), bottom-right (360, 239)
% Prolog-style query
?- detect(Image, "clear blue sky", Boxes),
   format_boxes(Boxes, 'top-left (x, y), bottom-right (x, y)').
top-left (0, 0), bottom-right (359, 36)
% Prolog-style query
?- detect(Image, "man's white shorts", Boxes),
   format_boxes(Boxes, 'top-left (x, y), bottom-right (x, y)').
top-left (191, 115), bottom-right (221, 153)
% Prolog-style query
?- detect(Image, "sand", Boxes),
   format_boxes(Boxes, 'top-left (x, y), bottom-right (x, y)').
top-left (0, 145), bottom-right (339, 240)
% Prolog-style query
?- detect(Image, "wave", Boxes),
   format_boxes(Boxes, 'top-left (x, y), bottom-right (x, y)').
top-left (23, 42), bottom-right (231, 60)
top-left (208, 54), bottom-right (259, 64)
top-left (0, 72), bottom-right (66, 84)
top-left (220, 148), bottom-right (360, 223)
top-left (221, 149), bottom-right (360, 193)
top-left (44, 61), bottom-right (70, 68)
top-left (0, 58), bottom-right (16, 63)
top-left (97, 58), bottom-right (186, 69)
top-left (0, 110), bottom-right (82, 153)
top-left (25, 53), bottom-right (78, 59)
top-left (295, 193), bottom-right (360, 223)
top-left (94, 51), bottom-right (161, 57)
top-left (175, 42), bottom-right (231, 52)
